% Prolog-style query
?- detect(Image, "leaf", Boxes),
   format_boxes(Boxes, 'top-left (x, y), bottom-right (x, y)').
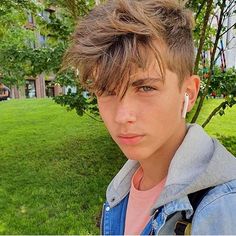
top-left (219, 110), bottom-right (225, 116)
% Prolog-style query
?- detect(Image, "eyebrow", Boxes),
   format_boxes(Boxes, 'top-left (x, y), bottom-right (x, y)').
top-left (130, 77), bottom-right (164, 87)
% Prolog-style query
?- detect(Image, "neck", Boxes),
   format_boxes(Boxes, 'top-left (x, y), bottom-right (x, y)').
top-left (139, 123), bottom-right (187, 191)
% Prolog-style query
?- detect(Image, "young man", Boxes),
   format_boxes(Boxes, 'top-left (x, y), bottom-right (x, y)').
top-left (64, 0), bottom-right (236, 234)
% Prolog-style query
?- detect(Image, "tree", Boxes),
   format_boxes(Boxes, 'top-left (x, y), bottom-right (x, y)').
top-left (49, 0), bottom-right (101, 119)
top-left (0, 1), bottom-right (37, 88)
top-left (0, 0), bottom-right (73, 89)
top-left (201, 67), bottom-right (236, 128)
top-left (187, 0), bottom-right (236, 127)
top-left (0, 0), bottom-right (98, 113)
top-left (45, 0), bottom-right (97, 21)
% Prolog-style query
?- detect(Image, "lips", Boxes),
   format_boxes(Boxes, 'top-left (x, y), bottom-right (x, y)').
top-left (117, 134), bottom-right (144, 145)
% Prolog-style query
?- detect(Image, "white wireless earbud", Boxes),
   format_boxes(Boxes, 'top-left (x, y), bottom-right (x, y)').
top-left (182, 93), bottom-right (189, 119)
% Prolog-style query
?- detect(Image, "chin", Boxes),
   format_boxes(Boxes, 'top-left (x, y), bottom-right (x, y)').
top-left (118, 145), bottom-right (151, 161)
top-left (123, 152), bottom-right (147, 161)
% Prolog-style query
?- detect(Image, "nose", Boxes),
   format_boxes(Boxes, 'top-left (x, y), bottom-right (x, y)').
top-left (114, 97), bottom-right (137, 124)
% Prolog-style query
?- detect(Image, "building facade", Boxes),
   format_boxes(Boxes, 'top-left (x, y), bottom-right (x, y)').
top-left (10, 4), bottom-right (64, 99)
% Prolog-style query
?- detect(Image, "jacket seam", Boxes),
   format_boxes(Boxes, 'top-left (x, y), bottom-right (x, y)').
top-left (194, 191), bottom-right (236, 214)
top-left (224, 180), bottom-right (236, 191)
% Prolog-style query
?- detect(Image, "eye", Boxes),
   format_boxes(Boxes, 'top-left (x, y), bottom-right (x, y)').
top-left (138, 86), bottom-right (156, 92)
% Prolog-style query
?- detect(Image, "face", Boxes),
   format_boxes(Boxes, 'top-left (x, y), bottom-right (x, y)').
top-left (97, 53), bottom-right (188, 162)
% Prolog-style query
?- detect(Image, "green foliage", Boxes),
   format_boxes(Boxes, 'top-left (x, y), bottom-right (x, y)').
top-left (0, 0), bottom-right (39, 14)
top-left (0, 2), bottom-right (35, 83)
top-left (45, 0), bottom-right (99, 117)
top-left (55, 70), bottom-right (77, 87)
top-left (192, 2), bottom-right (216, 51)
top-left (214, 96), bottom-right (236, 118)
top-left (42, 14), bottom-right (73, 41)
top-left (0, 43), bottom-right (66, 87)
top-left (53, 87), bottom-right (99, 117)
top-left (218, 96), bottom-right (236, 116)
top-left (196, 66), bottom-right (236, 127)
top-left (212, 68), bottom-right (236, 96)
top-left (45, 0), bottom-right (96, 20)
top-left (0, 0), bottom-right (96, 116)
top-left (53, 70), bottom-right (99, 118)
top-left (189, 0), bottom-right (236, 124)
top-left (0, 0), bottom-right (72, 87)
top-left (199, 67), bottom-right (236, 96)
top-left (29, 43), bottom-right (67, 75)
top-left (35, 6), bottom-right (74, 42)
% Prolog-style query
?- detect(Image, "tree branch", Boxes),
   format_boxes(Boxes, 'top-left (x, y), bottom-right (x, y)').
top-left (191, 0), bottom-right (226, 123)
top-left (194, 0), bottom-right (214, 75)
top-left (219, 23), bottom-right (236, 38)
top-left (223, 0), bottom-right (235, 15)
top-left (202, 101), bottom-right (228, 128)
top-left (84, 111), bottom-right (103, 122)
top-left (214, 36), bottom-right (235, 64)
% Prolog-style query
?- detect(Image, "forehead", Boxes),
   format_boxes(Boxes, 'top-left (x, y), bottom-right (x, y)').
top-left (109, 62), bottom-right (165, 98)
top-left (129, 56), bottom-right (164, 81)
top-left (93, 39), bottom-right (168, 96)
top-left (119, 50), bottom-right (166, 91)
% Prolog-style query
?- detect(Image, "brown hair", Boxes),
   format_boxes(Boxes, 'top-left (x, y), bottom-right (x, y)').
top-left (63, 0), bottom-right (195, 95)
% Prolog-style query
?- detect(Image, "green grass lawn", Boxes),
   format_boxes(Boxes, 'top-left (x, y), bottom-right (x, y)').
top-left (0, 99), bottom-right (126, 234)
top-left (0, 98), bottom-right (235, 234)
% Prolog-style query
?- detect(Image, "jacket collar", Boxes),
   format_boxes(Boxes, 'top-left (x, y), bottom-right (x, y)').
top-left (106, 123), bottom-right (236, 210)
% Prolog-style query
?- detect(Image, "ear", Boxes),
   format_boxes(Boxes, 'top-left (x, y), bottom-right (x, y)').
top-left (182, 75), bottom-right (200, 112)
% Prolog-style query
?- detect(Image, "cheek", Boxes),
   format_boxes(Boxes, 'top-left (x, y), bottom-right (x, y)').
top-left (142, 97), bottom-right (182, 122)
top-left (98, 101), bottom-right (115, 130)
top-left (97, 101), bottom-right (103, 116)
top-left (98, 102), bottom-right (108, 122)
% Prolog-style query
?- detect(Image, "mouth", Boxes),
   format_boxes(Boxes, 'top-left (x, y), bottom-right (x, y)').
top-left (117, 134), bottom-right (144, 145)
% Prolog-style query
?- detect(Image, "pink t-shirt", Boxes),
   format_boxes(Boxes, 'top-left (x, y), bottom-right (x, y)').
top-left (124, 167), bottom-right (166, 235)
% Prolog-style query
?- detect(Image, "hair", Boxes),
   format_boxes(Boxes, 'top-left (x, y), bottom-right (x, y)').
top-left (63, 0), bottom-right (195, 96)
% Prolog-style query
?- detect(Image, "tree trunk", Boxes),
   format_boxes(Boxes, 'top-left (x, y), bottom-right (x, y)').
top-left (195, 0), bottom-right (208, 21)
top-left (194, 0), bottom-right (214, 75)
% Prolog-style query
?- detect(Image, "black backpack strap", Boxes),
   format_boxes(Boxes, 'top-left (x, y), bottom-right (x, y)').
top-left (174, 187), bottom-right (214, 235)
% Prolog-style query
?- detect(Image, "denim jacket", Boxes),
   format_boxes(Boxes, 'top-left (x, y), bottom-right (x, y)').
top-left (101, 124), bottom-right (236, 235)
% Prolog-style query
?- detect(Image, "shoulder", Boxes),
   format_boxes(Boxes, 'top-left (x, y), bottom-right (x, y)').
top-left (191, 180), bottom-right (236, 234)
top-left (197, 179), bottom-right (236, 209)
top-left (192, 180), bottom-right (236, 218)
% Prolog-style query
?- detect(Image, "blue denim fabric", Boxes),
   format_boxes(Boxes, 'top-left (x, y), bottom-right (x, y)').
top-left (101, 179), bottom-right (236, 235)
top-left (191, 179), bottom-right (236, 235)
top-left (101, 193), bottom-right (154, 235)
top-left (101, 194), bottom-right (129, 235)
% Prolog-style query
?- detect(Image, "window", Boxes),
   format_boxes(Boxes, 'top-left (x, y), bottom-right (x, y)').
top-left (25, 80), bottom-right (36, 98)
top-left (28, 13), bottom-right (34, 24)
top-left (39, 34), bottom-right (46, 47)
top-left (39, 10), bottom-right (50, 22)
top-left (45, 81), bottom-right (55, 97)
